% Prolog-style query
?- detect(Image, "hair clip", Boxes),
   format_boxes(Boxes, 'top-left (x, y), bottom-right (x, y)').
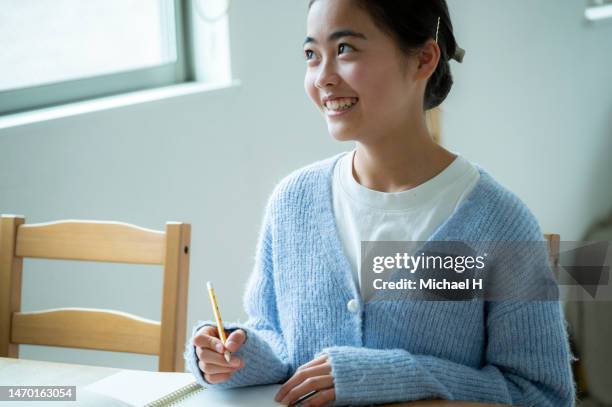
top-left (453, 46), bottom-right (466, 63)
top-left (435, 15), bottom-right (466, 64)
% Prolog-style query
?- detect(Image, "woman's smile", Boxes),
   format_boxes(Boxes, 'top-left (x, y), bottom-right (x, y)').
top-left (323, 97), bottom-right (359, 117)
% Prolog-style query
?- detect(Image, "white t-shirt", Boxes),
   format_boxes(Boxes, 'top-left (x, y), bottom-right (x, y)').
top-left (331, 149), bottom-right (480, 293)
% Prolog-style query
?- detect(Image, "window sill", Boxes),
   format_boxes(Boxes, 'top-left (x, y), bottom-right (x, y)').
top-left (0, 80), bottom-right (241, 130)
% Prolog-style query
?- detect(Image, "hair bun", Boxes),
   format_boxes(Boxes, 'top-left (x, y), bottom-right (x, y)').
top-left (452, 46), bottom-right (466, 63)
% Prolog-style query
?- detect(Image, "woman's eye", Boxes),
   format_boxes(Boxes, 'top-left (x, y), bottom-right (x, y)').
top-left (338, 43), bottom-right (355, 54)
top-left (304, 49), bottom-right (315, 60)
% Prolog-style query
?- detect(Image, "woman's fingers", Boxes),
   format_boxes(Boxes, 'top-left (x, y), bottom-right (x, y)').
top-left (224, 329), bottom-right (246, 352)
top-left (192, 326), bottom-right (248, 381)
top-left (198, 356), bottom-right (243, 374)
top-left (280, 374), bottom-right (334, 406)
top-left (295, 354), bottom-right (328, 372)
top-left (192, 325), bottom-right (225, 353)
top-left (193, 326), bottom-right (246, 354)
top-left (195, 346), bottom-right (228, 364)
top-left (196, 348), bottom-right (242, 368)
top-left (204, 372), bottom-right (235, 384)
top-left (302, 388), bottom-right (335, 407)
top-left (275, 363), bottom-right (332, 404)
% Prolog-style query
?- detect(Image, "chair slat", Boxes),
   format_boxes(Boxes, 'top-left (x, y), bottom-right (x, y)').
top-left (15, 221), bottom-right (165, 264)
top-left (11, 308), bottom-right (161, 355)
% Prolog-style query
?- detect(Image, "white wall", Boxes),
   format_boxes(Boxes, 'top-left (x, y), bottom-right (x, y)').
top-left (1, 0), bottom-right (610, 371)
top-left (444, 0), bottom-right (612, 242)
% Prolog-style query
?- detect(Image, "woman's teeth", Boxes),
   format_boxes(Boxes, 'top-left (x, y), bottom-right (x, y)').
top-left (324, 97), bottom-right (358, 111)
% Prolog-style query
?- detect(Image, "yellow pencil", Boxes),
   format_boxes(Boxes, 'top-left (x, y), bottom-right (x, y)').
top-left (206, 281), bottom-right (231, 362)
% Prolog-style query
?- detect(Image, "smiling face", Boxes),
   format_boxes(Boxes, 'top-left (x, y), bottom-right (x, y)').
top-left (304, 0), bottom-right (423, 142)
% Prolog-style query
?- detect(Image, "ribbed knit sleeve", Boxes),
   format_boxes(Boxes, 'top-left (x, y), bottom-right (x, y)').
top-left (184, 199), bottom-right (291, 389)
top-left (317, 216), bottom-right (575, 407)
top-left (318, 300), bottom-right (573, 406)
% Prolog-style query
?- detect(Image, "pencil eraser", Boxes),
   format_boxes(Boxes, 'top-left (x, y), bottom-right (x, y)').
top-left (206, 281), bottom-right (213, 291)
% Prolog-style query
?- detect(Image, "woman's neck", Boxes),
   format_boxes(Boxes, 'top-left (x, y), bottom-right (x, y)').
top-left (353, 125), bottom-right (456, 193)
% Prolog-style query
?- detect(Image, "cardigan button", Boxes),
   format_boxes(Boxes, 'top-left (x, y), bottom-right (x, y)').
top-left (347, 299), bottom-right (360, 314)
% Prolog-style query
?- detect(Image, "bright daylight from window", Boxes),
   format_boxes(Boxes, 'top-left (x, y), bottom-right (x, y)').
top-left (0, 0), bottom-right (177, 92)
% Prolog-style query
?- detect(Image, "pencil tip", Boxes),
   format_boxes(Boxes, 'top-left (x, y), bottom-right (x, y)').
top-left (206, 281), bottom-right (213, 290)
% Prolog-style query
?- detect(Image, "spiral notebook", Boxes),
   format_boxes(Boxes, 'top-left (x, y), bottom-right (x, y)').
top-left (84, 370), bottom-right (281, 406)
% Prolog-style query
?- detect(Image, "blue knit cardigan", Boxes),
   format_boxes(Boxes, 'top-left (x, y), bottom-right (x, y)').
top-left (185, 152), bottom-right (575, 406)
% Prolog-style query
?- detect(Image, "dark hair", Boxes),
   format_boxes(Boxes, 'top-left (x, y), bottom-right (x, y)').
top-left (308, 0), bottom-right (463, 110)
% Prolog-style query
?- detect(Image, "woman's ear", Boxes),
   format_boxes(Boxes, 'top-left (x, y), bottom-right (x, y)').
top-left (415, 39), bottom-right (441, 81)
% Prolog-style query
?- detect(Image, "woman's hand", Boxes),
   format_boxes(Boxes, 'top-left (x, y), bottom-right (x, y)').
top-left (192, 325), bottom-right (246, 384)
top-left (274, 354), bottom-right (336, 406)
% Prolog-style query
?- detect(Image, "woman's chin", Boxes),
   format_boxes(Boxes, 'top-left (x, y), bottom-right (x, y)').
top-left (327, 124), bottom-right (358, 142)
top-left (329, 132), bottom-right (356, 142)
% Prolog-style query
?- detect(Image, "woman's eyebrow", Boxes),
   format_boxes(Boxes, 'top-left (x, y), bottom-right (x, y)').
top-left (303, 29), bottom-right (368, 46)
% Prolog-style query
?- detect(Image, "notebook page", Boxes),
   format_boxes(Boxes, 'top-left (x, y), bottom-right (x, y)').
top-left (173, 384), bottom-right (282, 407)
top-left (84, 370), bottom-right (197, 406)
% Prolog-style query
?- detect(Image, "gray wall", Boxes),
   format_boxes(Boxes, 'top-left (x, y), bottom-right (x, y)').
top-left (0, 0), bottom-right (610, 371)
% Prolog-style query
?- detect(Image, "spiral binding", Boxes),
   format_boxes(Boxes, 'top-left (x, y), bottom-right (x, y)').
top-left (144, 382), bottom-right (205, 407)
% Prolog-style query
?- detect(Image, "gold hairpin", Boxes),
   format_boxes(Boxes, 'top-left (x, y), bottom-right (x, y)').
top-left (435, 16), bottom-right (440, 43)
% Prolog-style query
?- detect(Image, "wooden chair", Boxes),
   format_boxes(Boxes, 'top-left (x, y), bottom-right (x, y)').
top-left (426, 108), bottom-right (442, 144)
top-left (0, 215), bottom-right (191, 372)
top-left (544, 233), bottom-right (560, 278)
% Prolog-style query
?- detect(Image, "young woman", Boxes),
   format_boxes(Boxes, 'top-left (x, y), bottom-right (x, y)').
top-left (186, 0), bottom-right (575, 406)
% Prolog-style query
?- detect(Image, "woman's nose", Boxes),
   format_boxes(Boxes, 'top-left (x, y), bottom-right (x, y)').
top-left (315, 61), bottom-right (340, 89)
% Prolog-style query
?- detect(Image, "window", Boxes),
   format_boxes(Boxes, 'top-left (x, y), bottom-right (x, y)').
top-left (0, 0), bottom-right (191, 115)
top-left (585, 0), bottom-right (612, 21)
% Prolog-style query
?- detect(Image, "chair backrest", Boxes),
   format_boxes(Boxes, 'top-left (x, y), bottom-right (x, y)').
top-left (0, 215), bottom-right (191, 372)
top-left (426, 107), bottom-right (441, 144)
top-left (544, 233), bottom-right (560, 278)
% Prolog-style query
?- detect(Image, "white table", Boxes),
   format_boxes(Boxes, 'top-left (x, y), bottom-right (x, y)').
top-left (0, 357), bottom-right (507, 406)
